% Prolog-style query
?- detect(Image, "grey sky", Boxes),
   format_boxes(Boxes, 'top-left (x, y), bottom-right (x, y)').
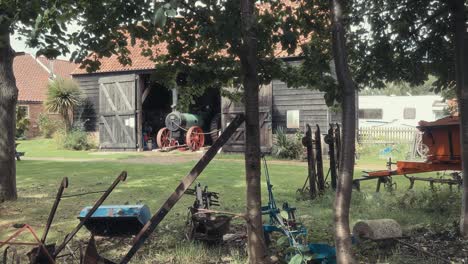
top-left (10, 22), bottom-right (81, 60)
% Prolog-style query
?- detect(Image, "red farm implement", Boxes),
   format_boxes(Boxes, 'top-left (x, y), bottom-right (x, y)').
top-left (353, 116), bottom-right (462, 191)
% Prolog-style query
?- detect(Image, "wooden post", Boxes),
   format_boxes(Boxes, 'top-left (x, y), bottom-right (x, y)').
top-left (136, 75), bottom-right (143, 152)
top-left (315, 124), bottom-right (325, 192)
top-left (328, 124), bottom-right (337, 190)
top-left (119, 115), bottom-right (245, 264)
top-left (304, 124), bottom-right (317, 198)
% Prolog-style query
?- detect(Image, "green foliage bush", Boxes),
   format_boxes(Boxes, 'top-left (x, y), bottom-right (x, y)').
top-left (16, 106), bottom-right (30, 139)
top-left (272, 127), bottom-right (303, 160)
top-left (38, 113), bottom-right (63, 138)
top-left (53, 127), bottom-right (95, 151)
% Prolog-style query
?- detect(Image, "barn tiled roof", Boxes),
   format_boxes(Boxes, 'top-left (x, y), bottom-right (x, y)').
top-left (14, 53), bottom-right (77, 102)
top-left (72, 0), bottom-right (310, 75)
top-left (72, 40), bottom-right (168, 75)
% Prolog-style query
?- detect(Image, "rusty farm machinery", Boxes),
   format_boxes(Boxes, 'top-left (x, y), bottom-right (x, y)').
top-left (1, 115), bottom-right (243, 264)
top-left (261, 154), bottom-right (337, 263)
top-left (2, 114), bottom-right (414, 264)
top-left (1, 172), bottom-right (128, 264)
top-left (353, 116), bottom-right (462, 191)
top-left (298, 123), bottom-right (341, 198)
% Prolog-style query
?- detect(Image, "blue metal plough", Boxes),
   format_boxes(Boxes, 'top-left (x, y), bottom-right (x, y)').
top-left (261, 155), bottom-right (336, 264)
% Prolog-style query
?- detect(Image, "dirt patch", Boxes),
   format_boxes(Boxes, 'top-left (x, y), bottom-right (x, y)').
top-left (357, 226), bottom-right (468, 263)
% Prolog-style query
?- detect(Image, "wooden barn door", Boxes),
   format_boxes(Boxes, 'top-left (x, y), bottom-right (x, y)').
top-left (221, 84), bottom-right (273, 152)
top-left (98, 75), bottom-right (137, 149)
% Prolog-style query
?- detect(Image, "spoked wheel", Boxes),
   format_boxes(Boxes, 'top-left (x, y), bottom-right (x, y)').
top-left (186, 126), bottom-right (205, 151)
top-left (157, 127), bottom-right (172, 149)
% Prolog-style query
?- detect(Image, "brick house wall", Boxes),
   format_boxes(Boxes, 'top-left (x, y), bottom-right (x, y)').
top-left (18, 102), bottom-right (61, 138)
top-left (17, 102), bottom-right (43, 138)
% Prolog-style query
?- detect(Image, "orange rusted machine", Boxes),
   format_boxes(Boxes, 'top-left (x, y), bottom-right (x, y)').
top-left (353, 116), bottom-right (462, 191)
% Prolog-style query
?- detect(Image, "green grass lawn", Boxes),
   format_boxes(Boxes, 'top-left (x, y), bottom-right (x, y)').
top-left (1, 139), bottom-right (461, 263)
top-left (16, 138), bottom-right (145, 160)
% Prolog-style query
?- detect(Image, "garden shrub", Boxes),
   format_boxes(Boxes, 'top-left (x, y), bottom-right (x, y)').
top-left (53, 127), bottom-right (95, 151)
top-left (38, 113), bottom-right (63, 138)
top-left (272, 127), bottom-right (303, 160)
top-left (16, 106), bottom-right (30, 139)
top-left (63, 129), bottom-right (94, 150)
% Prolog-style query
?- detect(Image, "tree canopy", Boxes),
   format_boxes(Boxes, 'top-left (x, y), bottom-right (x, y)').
top-left (348, 0), bottom-right (468, 95)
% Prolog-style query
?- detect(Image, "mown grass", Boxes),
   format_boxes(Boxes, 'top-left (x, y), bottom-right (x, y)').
top-left (16, 138), bottom-right (144, 160)
top-left (1, 139), bottom-right (461, 263)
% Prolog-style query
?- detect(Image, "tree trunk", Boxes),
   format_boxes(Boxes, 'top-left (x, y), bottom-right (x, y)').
top-left (451, 0), bottom-right (468, 237)
top-left (329, 0), bottom-right (356, 263)
top-left (240, 0), bottom-right (266, 262)
top-left (0, 26), bottom-right (18, 202)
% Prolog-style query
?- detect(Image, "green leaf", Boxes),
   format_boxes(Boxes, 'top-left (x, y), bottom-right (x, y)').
top-left (166, 8), bottom-right (177, 17)
top-left (280, 210), bottom-right (289, 220)
top-left (288, 254), bottom-right (303, 264)
top-left (276, 236), bottom-right (290, 248)
top-left (153, 7), bottom-right (166, 27)
top-left (34, 14), bottom-right (42, 31)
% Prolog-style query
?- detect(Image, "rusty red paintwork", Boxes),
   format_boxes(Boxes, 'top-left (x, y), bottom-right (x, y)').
top-left (367, 116), bottom-right (461, 177)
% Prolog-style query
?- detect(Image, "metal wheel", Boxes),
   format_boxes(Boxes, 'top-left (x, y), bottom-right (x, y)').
top-left (415, 132), bottom-right (429, 158)
top-left (156, 127), bottom-right (172, 148)
top-left (186, 126), bottom-right (205, 151)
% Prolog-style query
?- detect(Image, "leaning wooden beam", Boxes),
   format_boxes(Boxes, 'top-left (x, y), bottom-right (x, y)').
top-left (118, 114), bottom-right (245, 264)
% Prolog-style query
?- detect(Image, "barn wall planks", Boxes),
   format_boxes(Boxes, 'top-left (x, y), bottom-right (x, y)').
top-left (271, 79), bottom-right (332, 132)
top-left (73, 73), bottom-right (112, 132)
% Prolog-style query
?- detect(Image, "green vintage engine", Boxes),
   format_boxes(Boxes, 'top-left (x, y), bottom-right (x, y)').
top-left (156, 111), bottom-right (207, 151)
top-left (165, 112), bottom-right (205, 131)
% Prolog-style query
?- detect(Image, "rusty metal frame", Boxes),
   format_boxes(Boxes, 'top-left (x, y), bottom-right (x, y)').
top-left (0, 225), bottom-right (55, 264)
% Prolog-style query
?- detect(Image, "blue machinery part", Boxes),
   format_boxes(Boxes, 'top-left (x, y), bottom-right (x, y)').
top-left (79, 205), bottom-right (151, 237)
top-left (261, 155), bottom-right (336, 263)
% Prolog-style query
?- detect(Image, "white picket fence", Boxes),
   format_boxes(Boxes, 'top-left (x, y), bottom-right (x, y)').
top-left (358, 126), bottom-right (417, 144)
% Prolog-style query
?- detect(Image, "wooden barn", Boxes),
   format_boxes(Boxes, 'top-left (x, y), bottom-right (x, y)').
top-left (72, 40), bottom-right (339, 152)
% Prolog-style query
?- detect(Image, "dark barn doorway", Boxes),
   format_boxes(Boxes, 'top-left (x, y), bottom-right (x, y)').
top-left (140, 75), bottom-right (221, 150)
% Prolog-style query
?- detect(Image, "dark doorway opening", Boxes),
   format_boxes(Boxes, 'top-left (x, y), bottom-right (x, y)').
top-left (140, 74), bottom-right (222, 150)
top-left (141, 78), bottom-right (172, 150)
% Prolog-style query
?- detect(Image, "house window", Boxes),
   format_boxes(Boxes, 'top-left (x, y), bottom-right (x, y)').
top-left (286, 110), bottom-right (300, 129)
top-left (358, 109), bottom-right (383, 119)
top-left (403, 107), bottom-right (416, 119)
top-left (17, 105), bottom-right (29, 118)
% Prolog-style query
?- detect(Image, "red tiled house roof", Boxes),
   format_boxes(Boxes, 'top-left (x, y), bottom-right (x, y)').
top-left (14, 53), bottom-right (78, 102)
top-left (37, 57), bottom-right (79, 79)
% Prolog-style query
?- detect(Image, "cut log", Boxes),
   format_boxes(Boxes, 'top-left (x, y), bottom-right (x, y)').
top-left (353, 219), bottom-right (402, 241)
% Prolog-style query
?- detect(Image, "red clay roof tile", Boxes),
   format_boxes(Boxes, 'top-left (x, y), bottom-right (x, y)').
top-left (14, 53), bottom-right (77, 102)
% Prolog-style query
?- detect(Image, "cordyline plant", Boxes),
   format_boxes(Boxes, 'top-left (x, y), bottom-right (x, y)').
top-left (45, 78), bottom-right (82, 132)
